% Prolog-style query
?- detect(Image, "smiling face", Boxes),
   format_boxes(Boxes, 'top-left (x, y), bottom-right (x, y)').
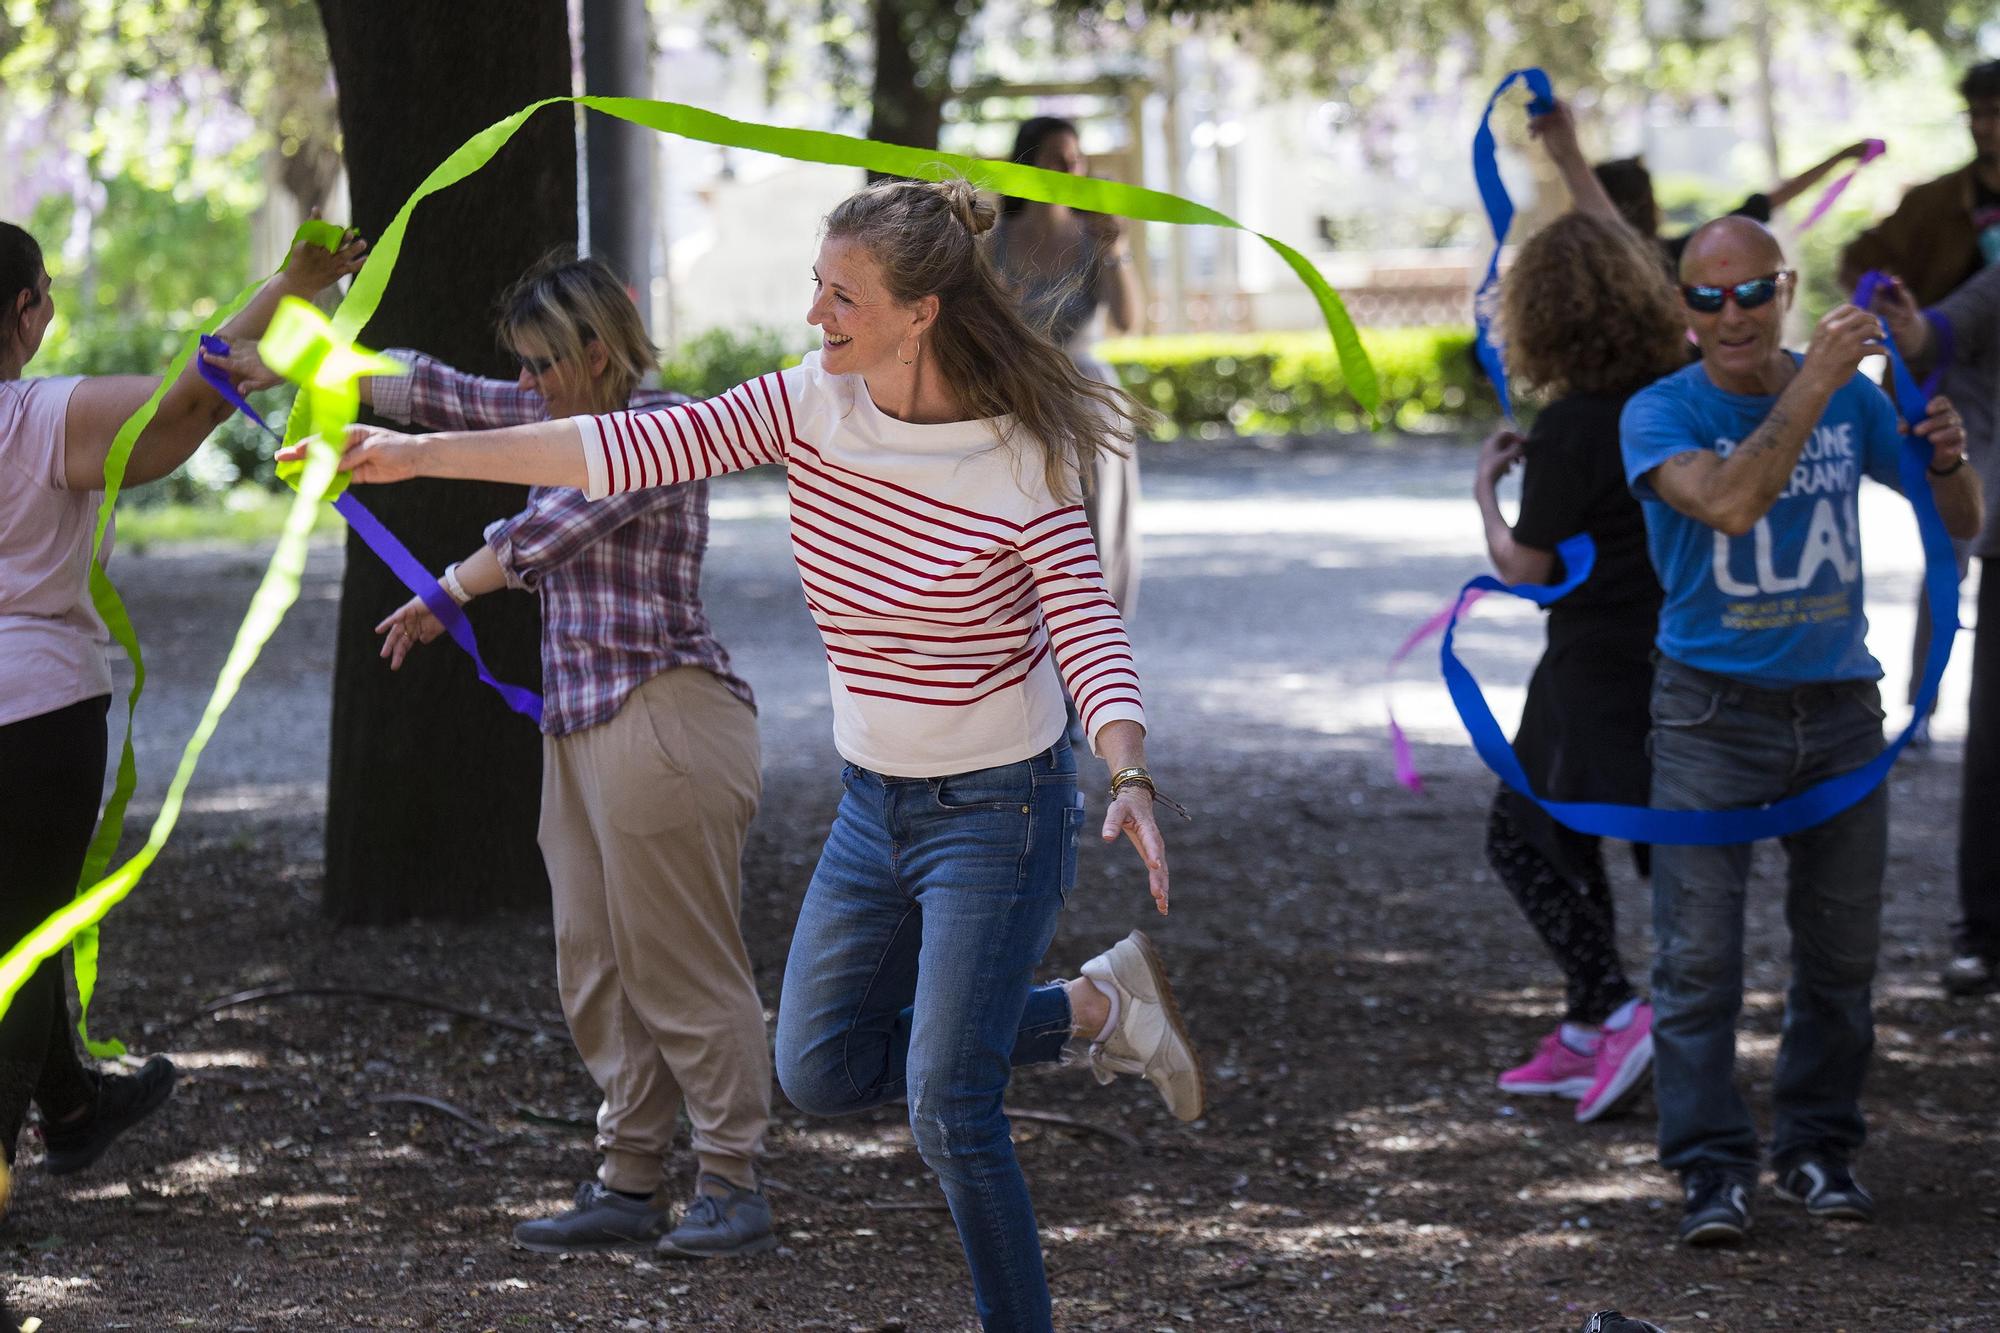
top-left (1679, 219), bottom-right (1792, 391)
top-left (807, 234), bottom-right (933, 378)
top-left (510, 330), bottom-right (608, 419)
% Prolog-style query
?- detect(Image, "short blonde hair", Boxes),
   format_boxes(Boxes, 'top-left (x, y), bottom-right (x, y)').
top-left (495, 251), bottom-right (657, 408)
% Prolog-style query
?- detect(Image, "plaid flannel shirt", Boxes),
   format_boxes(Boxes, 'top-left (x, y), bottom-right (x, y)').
top-left (372, 351), bottom-right (754, 736)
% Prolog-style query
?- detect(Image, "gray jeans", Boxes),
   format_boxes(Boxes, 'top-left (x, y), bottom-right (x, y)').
top-left (1646, 657), bottom-right (1887, 1178)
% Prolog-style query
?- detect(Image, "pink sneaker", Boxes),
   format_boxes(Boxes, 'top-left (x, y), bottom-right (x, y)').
top-left (1575, 1002), bottom-right (1654, 1123)
top-left (1497, 1029), bottom-right (1596, 1098)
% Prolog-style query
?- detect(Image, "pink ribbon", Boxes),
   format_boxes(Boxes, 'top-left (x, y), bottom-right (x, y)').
top-left (1385, 588), bottom-right (1486, 793)
top-left (1796, 139), bottom-right (1884, 232)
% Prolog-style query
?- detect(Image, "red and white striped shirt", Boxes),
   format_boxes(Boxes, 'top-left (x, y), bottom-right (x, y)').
top-left (580, 352), bottom-right (1144, 777)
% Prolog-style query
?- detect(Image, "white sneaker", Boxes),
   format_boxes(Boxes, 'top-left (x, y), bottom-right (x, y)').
top-left (1079, 931), bottom-right (1206, 1121)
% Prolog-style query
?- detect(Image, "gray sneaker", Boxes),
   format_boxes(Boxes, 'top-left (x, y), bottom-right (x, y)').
top-left (657, 1174), bottom-right (777, 1259)
top-left (513, 1181), bottom-right (668, 1253)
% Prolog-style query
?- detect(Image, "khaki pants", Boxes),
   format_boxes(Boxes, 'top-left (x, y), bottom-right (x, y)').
top-left (539, 666), bottom-right (769, 1196)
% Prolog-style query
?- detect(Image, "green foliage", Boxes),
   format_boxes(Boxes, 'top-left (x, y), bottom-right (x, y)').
top-left (0, 0), bottom-right (340, 210)
top-left (113, 487), bottom-right (344, 553)
top-left (657, 326), bottom-right (808, 399)
top-left (1097, 327), bottom-right (1488, 438)
top-left (26, 166), bottom-right (281, 503)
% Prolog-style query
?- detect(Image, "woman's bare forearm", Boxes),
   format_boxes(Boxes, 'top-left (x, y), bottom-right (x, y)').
top-left (414, 419), bottom-right (590, 488)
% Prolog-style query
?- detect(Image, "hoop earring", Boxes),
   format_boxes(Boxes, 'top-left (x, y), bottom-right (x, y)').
top-left (898, 341), bottom-right (917, 366)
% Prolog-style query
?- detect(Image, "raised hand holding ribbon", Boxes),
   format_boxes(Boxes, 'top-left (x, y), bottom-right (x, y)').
top-left (1433, 274), bottom-right (1961, 845)
top-left (1390, 69), bottom-right (1552, 793)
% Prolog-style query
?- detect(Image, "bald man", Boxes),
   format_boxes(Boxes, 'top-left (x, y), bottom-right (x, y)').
top-left (1618, 217), bottom-right (1982, 1246)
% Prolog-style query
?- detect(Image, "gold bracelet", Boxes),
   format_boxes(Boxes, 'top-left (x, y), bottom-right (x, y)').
top-left (1108, 769), bottom-right (1191, 821)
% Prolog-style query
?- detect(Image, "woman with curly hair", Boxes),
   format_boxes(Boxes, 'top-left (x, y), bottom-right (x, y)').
top-left (1476, 106), bottom-right (1692, 1123)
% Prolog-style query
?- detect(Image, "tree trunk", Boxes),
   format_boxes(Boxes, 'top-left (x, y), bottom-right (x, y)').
top-left (583, 0), bottom-right (657, 323)
top-left (316, 0), bottom-right (576, 923)
top-left (865, 0), bottom-right (956, 166)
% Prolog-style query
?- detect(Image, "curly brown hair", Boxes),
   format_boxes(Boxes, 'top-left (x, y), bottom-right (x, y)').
top-left (1497, 211), bottom-right (1689, 401)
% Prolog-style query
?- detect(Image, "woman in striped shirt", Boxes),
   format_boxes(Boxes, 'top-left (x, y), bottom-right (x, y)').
top-left (285, 178), bottom-right (1202, 1332)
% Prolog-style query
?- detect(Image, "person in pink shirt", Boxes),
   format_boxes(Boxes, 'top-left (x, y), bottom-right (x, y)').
top-left (0, 218), bottom-right (362, 1215)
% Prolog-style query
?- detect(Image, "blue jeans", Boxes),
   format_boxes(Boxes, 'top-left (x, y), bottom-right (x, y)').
top-left (1647, 657), bottom-right (1887, 1179)
top-left (775, 742), bottom-right (1085, 1333)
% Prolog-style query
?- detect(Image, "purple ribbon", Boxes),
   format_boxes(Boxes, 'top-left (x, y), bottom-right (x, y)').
top-left (1849, 273), bottom-right (1949, 401)
top-left (1796, 139), bottom-right (1884, 232)
top-left (197, 336), bottom-right (543, 725)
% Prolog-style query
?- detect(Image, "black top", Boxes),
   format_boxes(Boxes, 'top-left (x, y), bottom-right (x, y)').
top-left (1661, 192), bottom-right (1774, 271)
top-left (1499, 390), bottom-right (1663, 874)
top-left (1513, 394), bottom-right (1663, 626)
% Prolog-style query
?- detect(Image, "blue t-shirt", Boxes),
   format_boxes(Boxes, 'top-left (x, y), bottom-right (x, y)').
top-left (1619, 359), bottom-right (1904, 685)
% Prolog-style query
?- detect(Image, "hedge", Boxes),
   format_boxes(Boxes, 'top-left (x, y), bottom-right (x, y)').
top-left (1095, 326), bottom-right (1492, 438)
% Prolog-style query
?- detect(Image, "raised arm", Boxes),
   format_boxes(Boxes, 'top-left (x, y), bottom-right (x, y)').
top-left (1646, 306), bottom-right (1878, 535)
top-left (293, 369), bottom-right (796, 494)
top-left (64, 226), bottom-right (368, 491)
top-left (1528, 101), bottom-right (1622, 224)
top-left (1766, 141), bottom-right (1875, 211)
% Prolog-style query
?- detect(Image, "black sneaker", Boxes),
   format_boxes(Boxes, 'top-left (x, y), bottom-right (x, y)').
top-left (1774, 1156), bottom-right (1873, 1222)
top-left (1677, 1167), bottom-right (1752, 1246)
top-left (657, 1173), bottom-right (777, 1259)
top-left (1941, 954), bottom-right (1999, 997)
top-left (513, 1181), bottom-right (669, 1253)
top-left (41, 1055), bottom-right (178, 1176)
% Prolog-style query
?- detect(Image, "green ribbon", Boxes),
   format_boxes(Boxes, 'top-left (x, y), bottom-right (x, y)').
top-left (57, 221), bottom-right (343, 1056)
top-left (266, 294), bottom-right (406, 494)
top-left (335, 97), bottom-right (1377, 415)
top-left (2, 101), bottom-right (1372, 1033)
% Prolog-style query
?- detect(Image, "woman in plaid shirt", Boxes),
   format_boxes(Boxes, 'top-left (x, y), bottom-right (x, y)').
top-left (243, 254), bottom-right (778, 1257)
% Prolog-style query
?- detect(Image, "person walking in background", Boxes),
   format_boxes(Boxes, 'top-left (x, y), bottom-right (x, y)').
top-left (215, 252), bottom-right (780, 1257)
top-left (1620, 217), bottom-right (1981, 1246)
top-left (0, 217), bottom-right (363, 1214)
top-left (1475, 205), bottom-right (1685, 1124)
top-left (281, 178), bottom-right (1203, 1333)
top-left (991, 116), bottom-right (1145, 617)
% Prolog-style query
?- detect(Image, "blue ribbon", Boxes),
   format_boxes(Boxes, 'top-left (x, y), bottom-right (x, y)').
top-left (1471, 67), bottom-right (1555, 423)
top-left (197, 337), bottom-right (544, 725)
top-left (1440, 290), bottom-right (1958, 844)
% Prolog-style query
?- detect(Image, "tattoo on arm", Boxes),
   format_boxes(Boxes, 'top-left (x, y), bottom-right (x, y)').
top-left (1735, 405), bottom-right (1793, 461)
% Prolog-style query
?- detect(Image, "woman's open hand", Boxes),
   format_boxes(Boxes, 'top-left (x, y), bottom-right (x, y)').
top-left (1104, 788), bottom-right (1170, 915)
top-left (275, 423), bottom-right (427, 484)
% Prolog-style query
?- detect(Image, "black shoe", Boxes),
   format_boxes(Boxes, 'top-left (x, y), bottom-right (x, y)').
top-left (1677, 1167), bottom-right (1752, 1246)
top-left (41, 1055), bottom-right (178, 1176)
top-left (1582, 1314), bottom-right (1669, 1333)
top-left (1941, 954), bottom-right (1999, 997)
top-left (657, 1174), bottom-right (777, 1259)
top-left (1774, 1156), bottom-right (1873, 1222)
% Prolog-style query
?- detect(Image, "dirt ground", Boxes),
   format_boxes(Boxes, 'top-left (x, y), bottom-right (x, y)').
top-left (5, 441), bottom-right (1995, 1331)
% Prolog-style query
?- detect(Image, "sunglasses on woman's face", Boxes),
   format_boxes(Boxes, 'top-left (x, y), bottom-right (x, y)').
top-left (1680, 271), bottom-right (1791, 314)
top-left (518, 351), bottom-right (560, 376)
